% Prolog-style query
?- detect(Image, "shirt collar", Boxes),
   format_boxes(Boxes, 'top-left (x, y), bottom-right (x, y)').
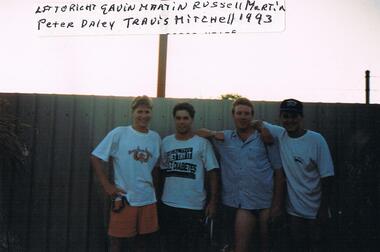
top-left (231, 129), bottom-right (259, 144)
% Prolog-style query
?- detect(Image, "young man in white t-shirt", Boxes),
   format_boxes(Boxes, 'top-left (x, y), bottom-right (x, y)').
top-left (160, 102), bottom-right (219, 252)
top-left (258, 98), bottom-right (335, 251)
top-left (91, 96), bottom-right (161, 252)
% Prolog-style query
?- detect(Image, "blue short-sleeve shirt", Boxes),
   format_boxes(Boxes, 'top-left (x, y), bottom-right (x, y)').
top-left (213, 130), bottom-right (282, 210)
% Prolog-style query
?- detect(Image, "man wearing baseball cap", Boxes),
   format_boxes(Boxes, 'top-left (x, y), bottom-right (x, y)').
top-left (258, 98), bottom-right (335, 251)
top-left (280, 98), bottom-right (304, 115)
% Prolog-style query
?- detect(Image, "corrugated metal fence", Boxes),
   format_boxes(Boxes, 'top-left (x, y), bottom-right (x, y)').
top-left (0, 93), bottom-right (379, 251)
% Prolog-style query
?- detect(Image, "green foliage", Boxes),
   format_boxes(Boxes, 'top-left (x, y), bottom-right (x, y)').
top-left (219, 93), bottom-right (242, 101)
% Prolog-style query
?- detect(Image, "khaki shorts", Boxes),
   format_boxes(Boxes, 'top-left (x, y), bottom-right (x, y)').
top-left (108, 202), bottom-right (159, 238)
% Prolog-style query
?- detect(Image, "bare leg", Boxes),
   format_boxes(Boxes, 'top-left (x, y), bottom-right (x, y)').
top-left (234, 209), bottom-right (257, 252)
top-left (259, 209), bottom-right (271, 252)
top-left (138, 232), bottom-right (160, 252)
top-left (110, 237), bottom-right (122, 252)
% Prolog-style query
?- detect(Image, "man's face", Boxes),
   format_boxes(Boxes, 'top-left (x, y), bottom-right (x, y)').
top-left (132, 105), bottom-right (152, 129)
top-left (233, 105), bottom-right (253, 131)
top-left (280, 111), bottom-right (303, 133)
top-left (175, 110), bottom-right (193, 134)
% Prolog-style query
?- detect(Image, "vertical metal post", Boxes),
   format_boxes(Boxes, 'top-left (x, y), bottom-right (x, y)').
top-left (365, 70), bottom-right (370, 104)
top-left (157, 34), bottom-right (168, 98)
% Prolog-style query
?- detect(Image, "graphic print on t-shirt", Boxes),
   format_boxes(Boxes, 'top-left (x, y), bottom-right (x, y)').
top-left (294, 156), bottom-right (305, 165)
top-left (128, 146), bottom-right (152, 163)
top-left (164, 147), bottom-right (197, 179)
top-left (293, 155), bottom-right (318, 173)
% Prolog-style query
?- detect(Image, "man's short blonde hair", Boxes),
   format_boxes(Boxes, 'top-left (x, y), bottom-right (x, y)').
top-left (232, 97), bottom-right (254, 115)
top-left (131, 95), bottom-right (153, 111)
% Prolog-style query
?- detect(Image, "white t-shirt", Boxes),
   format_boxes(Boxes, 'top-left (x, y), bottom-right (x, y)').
top-left (160, 135), bottom-right (219, 210)
top-left (265, 122), bottom-right (335, 219)
top-left (92, 126), bottom-right (161, 206)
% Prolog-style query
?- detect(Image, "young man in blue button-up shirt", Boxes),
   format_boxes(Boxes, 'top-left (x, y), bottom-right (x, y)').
top-left (198, 98), bottom-right (285, 252)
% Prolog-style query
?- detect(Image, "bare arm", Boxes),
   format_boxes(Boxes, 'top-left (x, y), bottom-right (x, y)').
top-left (205, 169), bottom-right (219, 218)
top-left (195, 128), bottom-right (224, 141)
top-left (270, 169), bottom-right (286, 219)
top-left (251, 120), bottom-right (274, 145)
top-left (90, 155), bottom-right (126, 197)
top-left (152, 165), bottom-right (163, 199)
top-left (317, 176), bottom-right (333, 223)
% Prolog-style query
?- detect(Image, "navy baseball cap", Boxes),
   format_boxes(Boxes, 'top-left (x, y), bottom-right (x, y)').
top-left (280, 99), bottom-right (303, 115)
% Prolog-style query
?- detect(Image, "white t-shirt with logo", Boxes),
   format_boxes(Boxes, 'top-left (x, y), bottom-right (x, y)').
top-left (160, 135), bottom-right (219, 210)
top-left (92, 126), bottom-right (161, 206)
top-left (265, 122), bottom-right (335, 219)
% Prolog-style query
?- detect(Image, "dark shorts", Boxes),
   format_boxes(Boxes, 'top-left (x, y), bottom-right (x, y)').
top-left (288, 214), bottom-right (322, 251)
top-left (223, 205), bottom-right (266, 220)
top-left (250, 208), bottom-right (264, 218)
top-left (159, 203), bottom-right (204, 252)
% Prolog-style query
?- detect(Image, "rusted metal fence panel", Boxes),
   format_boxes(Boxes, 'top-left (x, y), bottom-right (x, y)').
top-left (0, 93), bottom-right (379, 251)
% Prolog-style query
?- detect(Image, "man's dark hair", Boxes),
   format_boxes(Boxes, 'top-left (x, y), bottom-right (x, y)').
top-left (232, 97), bottom-right (254, 115)
top-left (172, 102), bottom-right (195, 118)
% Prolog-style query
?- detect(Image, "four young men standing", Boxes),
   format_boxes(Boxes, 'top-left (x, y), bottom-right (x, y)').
top-left (91, 96), bottom-right (334, 252)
